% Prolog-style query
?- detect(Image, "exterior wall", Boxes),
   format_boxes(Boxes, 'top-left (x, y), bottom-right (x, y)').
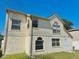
top-left (63, 31), bottom-right (73, 51)
top-left (69, 31), bottom-right (79, 41)
top-left (25, 14), bottom-right (32, 56)
top-left (5, 37), bottom-right (25, 54)
top-left (49, 15), bottom-right (73, 51)
top-left (32, 28), bottom-right (72, 55)
top-left (31, 15), bottom-right (73, 55)
top-left (2, 12), bottom-right (8, 54)
top-left (69, 31), bottom-right (79, 50)
top-left (4, 12), bottom-right (32, 55)
top-left (32, 35), bottom-right (63, 55)
top-left (73, 41), bottom-right (79, 50)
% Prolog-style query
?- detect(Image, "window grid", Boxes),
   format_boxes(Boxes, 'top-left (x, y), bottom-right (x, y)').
top-left (11, 19), bottom-right (21, 30)
top-left (52, 39), bottom-right (60, 46)
top-left (53, 22), bottom-right (60, 34)
top-left (35, 37), bottom-right (43, 50)
top-left (32, 19), bottom-right (38, 27)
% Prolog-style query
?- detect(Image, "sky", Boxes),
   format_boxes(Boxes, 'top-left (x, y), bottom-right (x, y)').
top-left (0, 0), bottom-right (79, 34)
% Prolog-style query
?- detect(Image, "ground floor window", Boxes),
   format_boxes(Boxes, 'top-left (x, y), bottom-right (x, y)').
top-left (35, 37), bottom-right (43, 50)
top-left (52, 38), bottom-right (60, 46)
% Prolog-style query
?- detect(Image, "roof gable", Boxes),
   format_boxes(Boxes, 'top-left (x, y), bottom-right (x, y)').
top-left (48, 14), bottom-right (73, 38)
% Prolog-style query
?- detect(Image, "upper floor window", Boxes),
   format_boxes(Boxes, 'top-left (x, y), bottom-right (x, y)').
top-left (35, 37), bottom-right (43, 50)
top-left (53, 29), bottom-right (60, 34)
top-left (53, 22), bottom-right (60, 34)
top-left (53, 22), bottom-right (60, 28)
top-left (32, 18), bottom-right (38, 27)
top-left (52, 38), bottom-right (60, 46)
top-left (11, 19), bottom-right (21, 30)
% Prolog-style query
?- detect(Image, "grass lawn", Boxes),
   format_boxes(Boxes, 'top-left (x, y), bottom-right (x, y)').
top-left (0, 51), bottom-right (79, 59)
top-left (0, 53), bottom-right (30, 59)
top-left (35, 52), bottom-right (79, 59)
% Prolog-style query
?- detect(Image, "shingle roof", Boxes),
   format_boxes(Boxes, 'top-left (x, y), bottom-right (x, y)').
top-left (68, 28), bottom-right (79, 32)
top-left (6, 9), bottom-right (48, 22)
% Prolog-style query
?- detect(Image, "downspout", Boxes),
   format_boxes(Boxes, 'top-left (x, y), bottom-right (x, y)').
top-left (4, 10), bottom-right (10, 54)
top-left (30, 15), bottom-right (33, 58)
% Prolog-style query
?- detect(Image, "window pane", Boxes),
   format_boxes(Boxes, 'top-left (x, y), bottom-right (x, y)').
top-left (35, 37), bottom-right (43, 50)
top-left (11, 20), bottom-right (21, 30)
top-left (52, 39), bottom-right (60, 46)
top-left (36, 46), bottom-right (43, 50)
top-left (11, 25), bottom-right (20, 30)
top-left (57, 42), bottom-right (60, 46)
top-left (52, 39), bottom-right (55, 41)
top-left (12, 20), bottom-right (21, 24)
top-left (32, 19), bottom-right (38, 27)
top-left (53, 29), bottom-right (56, 33)
top-left (53, 22), bottom-right (60, 34)
top-left (53, 22), bottom-right (60, 28)
top-left (36, 41), bottom-right (43, 46)
top-left (53, 29), bottom-right (60, 34)
top-left (52, 42), bottom-right (55, 46)
top-left (56, 39), bottom-right (59, 41)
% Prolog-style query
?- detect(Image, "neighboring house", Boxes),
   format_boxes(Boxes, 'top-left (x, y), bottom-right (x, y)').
top-left (0, 40), bottom-right (2, 48)
top-left (0, 35), bottom-right (4, 48)
top-left (69, 29), bottom-right (79, 50)
top-left (2, 9), bottom-right (73, 56)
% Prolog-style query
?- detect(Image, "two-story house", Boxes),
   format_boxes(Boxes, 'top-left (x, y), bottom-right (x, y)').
top-left (3, 9), bottom-right (73, 56)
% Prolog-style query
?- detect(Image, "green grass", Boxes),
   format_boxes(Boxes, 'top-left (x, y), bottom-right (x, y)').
top-left (35, 52), bottom-right (79, 59)
top-left (0, 53), bottom-right (29, 59)
top-left (0, 51), bottom-right (79, 59)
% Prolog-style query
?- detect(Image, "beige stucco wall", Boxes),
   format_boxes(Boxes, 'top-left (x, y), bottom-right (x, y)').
top-left (69, 31), bottom-right (79, 41)
top-left (63, 31), bottom-right (73, 51)
top-left (4, 12), bottom-right (32, 55)
top-left (32, 15), bottom-right (73, 55)
top-left (69, 31), bottom-right (79, 50)
top-left (5, 37), bottom-right (25, 54)
top-left (32, 34), bottom-right (64, 55)
top-left (25, 14), bottom-right (32, 56)
top-left (49, 15), bottom-right (73, 51)
top-left (32, 28), bottom-right (72, 55)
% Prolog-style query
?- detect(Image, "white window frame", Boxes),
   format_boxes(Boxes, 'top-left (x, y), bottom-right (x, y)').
top-left (35, 37), bottom-right (43, 50)
top-left (52, 38), bottom-right (60, 47)
top-left (53, 22), bottom-right (60, 34)
top-left (11, 19), bottom-right (21, 30)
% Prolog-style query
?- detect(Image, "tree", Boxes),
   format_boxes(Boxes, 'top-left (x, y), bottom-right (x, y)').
top-left (0, 34), bottom-right (4, 40)
top-left (62, 19), bottom-right (73, 30)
